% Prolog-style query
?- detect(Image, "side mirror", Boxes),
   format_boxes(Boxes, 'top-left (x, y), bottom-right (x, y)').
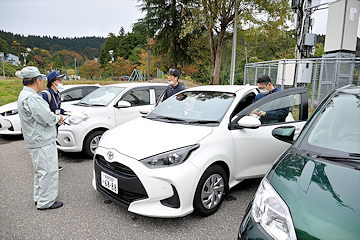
top-left (237, 116), bottom-right (261, 129)
top-left (272, 126), bottom-right (295, 144)
top-left (115, 101), bottom-right (131, 108)
top-left (139, 106), bottom-right (153, 115)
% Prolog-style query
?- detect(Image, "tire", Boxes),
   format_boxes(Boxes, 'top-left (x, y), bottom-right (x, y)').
top-left (83, 130), bottom-right (104, 158)
top-left (193, 165), bottom-right (228, 217)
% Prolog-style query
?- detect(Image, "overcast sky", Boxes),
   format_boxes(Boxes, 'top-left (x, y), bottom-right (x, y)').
top-left (0, 0), bottom-right (358, 38)
top-left (0, 0), bottom-right (145, 38)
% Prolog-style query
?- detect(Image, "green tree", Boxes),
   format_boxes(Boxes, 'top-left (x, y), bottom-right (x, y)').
top-left (0, 37), bottom-right (9, 53)
top-left (135, 0), bottom-right (195, 69)
top-left (182, 0), bottom-right (292, 84)
top-left (53, 55), bottom-right (63, 68)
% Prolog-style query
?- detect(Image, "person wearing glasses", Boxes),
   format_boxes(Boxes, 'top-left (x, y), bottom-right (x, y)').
top-left (17, 66), bottom-right (64, 210)
top-left (164, 68), bottom-right (186, 100)
top-left (41, 71), bottom-right (69, 171)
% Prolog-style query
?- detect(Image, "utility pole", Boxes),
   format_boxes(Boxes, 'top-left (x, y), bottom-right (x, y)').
top-left (21, 52), bottom-right (28, 66)
top-left (109, 50), bottom-right (114, 79)
top-left (0, 52), bottom-right (5, 79)
top-left (230, 1), bottom-right (238, 85)
top-left (147, 35), bottom-right (150, 81)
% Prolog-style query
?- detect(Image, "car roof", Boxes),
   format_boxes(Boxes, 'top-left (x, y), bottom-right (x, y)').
top-left (62, 84), bottom-right (101, 91)
top-left (183, 84), bottom-right (257, 93)
top-left (337, 85), bottom-right (360, 94)
top-left (102, 82), bottom-right (168, 88)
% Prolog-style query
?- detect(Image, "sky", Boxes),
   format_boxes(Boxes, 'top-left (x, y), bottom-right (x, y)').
top-left (0, 0), bottom-right (145, 38)
top-left (0, 0), bottom-right (358, 38)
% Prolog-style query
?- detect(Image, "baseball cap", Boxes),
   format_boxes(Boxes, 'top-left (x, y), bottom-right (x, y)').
top-left (47, 71), bottom-right (65, 81)
top-left (20, 66), bottom-right (42, 78)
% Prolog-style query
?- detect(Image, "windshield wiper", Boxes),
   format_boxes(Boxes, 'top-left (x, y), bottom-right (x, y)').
top-left (155, 116), bottom-right (187, 122)
top-left (315, 153), bottom-right (360, 162)
top-left (187, 120), bottom-right (220, 124)
top-left (89, 103), bottom-right (106, 107)
top-left (76, 102), bottom-right (91, 106)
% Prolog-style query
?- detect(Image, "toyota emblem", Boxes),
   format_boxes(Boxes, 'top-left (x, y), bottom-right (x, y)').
top-left (107, 151), bottom-right (114, 160)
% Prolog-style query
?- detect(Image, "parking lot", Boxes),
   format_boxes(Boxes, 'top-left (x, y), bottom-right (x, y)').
top-left (0, 134), bottom-right (260, 240)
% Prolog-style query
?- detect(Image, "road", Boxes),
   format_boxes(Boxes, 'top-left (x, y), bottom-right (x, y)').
top-left (0, 135), bottom-right (261, 240)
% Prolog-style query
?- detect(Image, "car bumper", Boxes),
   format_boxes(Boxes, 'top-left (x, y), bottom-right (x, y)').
top-left (238, 200), bottom-right (272, 240)
top-left (56, 124), bottom-right (86, 152)
top-left (92, 146), bottom-right (201, 218)
top-left (0, 116), bottom-right (22, 135)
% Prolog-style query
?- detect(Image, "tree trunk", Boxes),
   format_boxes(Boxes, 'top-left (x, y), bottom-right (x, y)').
top-left (209, 27), bottom-right (226, 85)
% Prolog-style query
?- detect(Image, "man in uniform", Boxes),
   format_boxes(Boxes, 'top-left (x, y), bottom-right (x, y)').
top-left (17, 66), bottom-right (64, 210)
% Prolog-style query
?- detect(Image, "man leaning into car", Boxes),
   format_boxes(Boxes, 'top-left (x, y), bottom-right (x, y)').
top-left (17, 66), bottom-right (65, 210)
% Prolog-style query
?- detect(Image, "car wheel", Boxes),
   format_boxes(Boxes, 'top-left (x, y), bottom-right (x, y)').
top-left (83, 130), bottom-right (104, 158)
top-left (193, 165), bottom-right (227, 217)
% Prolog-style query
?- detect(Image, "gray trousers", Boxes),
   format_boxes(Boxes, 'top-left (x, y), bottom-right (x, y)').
top-left (29, 142), bottom-right (58, 208)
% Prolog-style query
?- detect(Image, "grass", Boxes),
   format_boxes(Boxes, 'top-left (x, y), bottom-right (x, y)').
top-left (0, 77), bottom-right (201, 106)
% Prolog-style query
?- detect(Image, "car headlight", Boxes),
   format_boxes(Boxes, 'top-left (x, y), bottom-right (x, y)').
top-left (63, 114), bottom-right (88, 125)
top-left (140, 144), bottom-right (199, 168)
top-left (1, 109), bottom-right (18, 116)
top-left (252, 178), bottom-right (296, 240)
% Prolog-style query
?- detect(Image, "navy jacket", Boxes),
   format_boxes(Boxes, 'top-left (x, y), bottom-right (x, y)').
top-left (252, 86), bottom-right (281, 103)
top-left (40, 88), bottom-right (66, 115)
top-left (164, 82), bottom-right (186, 100)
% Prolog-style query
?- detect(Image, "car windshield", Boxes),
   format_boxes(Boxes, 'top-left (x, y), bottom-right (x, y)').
top-left (78, 86), bottom-right (125, 106)
top-left (299, 91), bottom-right (360, 156)
top-left (147, 91), bottom-right (236, 125)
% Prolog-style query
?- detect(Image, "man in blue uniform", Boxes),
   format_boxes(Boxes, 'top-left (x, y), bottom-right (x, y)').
top-left (252, 75), bottom-right (288, 123)
top-left (164, 68), bottom-right (186, 100)
top-left (17, 66), bottom-right (64, 210)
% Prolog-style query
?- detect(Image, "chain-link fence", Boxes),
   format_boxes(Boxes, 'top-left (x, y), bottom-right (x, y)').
top-left (244, 55), bottom-right (360, 109)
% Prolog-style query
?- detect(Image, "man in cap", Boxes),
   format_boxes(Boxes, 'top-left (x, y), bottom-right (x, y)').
top-left (163, 68), bottom-right (186, 100)
top-left (41, 71), bottom-right (69, 171)
top-left (41, 71), bottom-right (67, 116)
top-left (17, 66), bottom-right (64, 210)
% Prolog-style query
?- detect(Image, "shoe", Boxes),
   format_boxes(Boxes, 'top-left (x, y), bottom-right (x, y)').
top-left (58, 166), bottom-right (63, 171)
top-left (37, 201), bottom-right (63, 210)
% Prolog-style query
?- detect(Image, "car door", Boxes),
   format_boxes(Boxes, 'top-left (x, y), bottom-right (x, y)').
top-left (229, 87), bottom-right (308, 179)
top-left (114, 87), bottom-right (152, 126)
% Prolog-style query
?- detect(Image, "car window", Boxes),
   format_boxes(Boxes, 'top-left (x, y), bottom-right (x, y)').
top-left (121, 89), bottom-right (150, 106)
top-left (155, 88), bottom-right (166, 101)
top-left (62, 88), bottom-right (83, 102)
top-left (231, 92), bottom-right (256, 117)
top-left (306, 93), bottom-right (360, 154)
top-left (246, 93), bottom-right (303, 125)
top-left (80, 87), bottom-right (125, 106)
top-left (148, 91), bottom-right (235, 123)
top-left (85, 86), bottom-right (99, 95)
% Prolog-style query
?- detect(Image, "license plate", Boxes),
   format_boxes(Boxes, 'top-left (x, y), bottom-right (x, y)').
top-left (101, 171), bottom-right (118, 194)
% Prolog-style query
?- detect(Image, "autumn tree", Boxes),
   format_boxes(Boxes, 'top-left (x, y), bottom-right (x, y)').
top-left (182, 0), bottom-right (292, 84)
top-left (79, 60), bottom-right (103, 80)
top-left (112, 57), bottom-right (136, 76)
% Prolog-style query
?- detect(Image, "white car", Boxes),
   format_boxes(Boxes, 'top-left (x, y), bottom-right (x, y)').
top-left (92, 85), bottom-right (309, 218)
top-left (57, 82), bottom-right (168, 158)
top-left (0, 84), bottom-right (100, 135)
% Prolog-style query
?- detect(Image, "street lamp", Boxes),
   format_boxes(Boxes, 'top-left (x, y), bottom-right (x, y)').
top-left (109, 50), bottom-right (114, 80)
top-left (21, 52), bottom-right (29, 66)
top-left (74, 58), bottom-right (77, 80)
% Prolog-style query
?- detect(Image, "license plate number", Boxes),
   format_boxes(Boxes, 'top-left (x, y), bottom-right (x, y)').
top-left (101, 171), bottom-right (118, 194)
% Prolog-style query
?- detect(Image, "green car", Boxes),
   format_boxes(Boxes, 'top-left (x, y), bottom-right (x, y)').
top-left (238, 85), bottom-right (360, 240)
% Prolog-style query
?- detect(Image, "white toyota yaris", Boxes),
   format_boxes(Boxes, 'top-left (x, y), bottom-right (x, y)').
top-left (92, 85), bottom-right (309, 218)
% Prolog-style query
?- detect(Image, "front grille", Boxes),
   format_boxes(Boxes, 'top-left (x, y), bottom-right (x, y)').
top-left (96, 154), bottom-right (136, 177)
top-left (94, 154), bottom-right (148, 207)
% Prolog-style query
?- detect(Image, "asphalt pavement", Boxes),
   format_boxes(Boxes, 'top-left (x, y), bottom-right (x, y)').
top-left (0, 134), bottom-right (260, 240)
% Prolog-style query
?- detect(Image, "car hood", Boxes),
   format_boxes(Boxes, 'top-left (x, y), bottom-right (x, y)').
top-left (269, 150), bottom-right (360, 239)
top-left (0, 102), bottom-right (18, 112)
top-left (98, 117), bottom-right (213, 160)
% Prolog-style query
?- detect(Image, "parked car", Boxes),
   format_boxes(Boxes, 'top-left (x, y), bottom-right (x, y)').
top-left (238, 85), bottom-right (360, 240)
top-left (57, 82), bottom-right (168, 158)
top-left (92, 85), bottom-right (309, 218)
top-left (0, 84), bottom-right (100, 136)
